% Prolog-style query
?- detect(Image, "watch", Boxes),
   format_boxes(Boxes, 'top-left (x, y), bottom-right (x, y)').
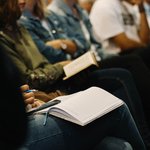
top-left (60, 41), bottom-right (67, 50)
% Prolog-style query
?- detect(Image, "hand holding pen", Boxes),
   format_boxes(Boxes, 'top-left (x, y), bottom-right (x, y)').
top-left (20, 84), bottom-right (45, 111)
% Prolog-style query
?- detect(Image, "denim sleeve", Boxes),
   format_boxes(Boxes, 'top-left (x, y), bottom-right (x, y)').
top-left (64, 23), bottom-right (90, 58)
top-left (47, 12), bottom-right (90, 58)
top-left (20, 21), bottom-right (67, 64)
top-left (29, 31), bottom-right (67, 63)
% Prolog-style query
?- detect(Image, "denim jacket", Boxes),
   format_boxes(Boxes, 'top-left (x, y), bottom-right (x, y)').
top-left (46, 10), bottom-right (88, 58)
top-left (19, 9), bottom-right (88, 62)
top-left (48, 0), bottom-right (110, 59)
top-left (19, 10), bottom-right (68, 63)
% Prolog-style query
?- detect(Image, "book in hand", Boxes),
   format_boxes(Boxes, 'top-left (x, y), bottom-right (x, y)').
top-left (35, 87), bottom-right (124, 126)
top-left (63, 51), bottom-right (99, 80)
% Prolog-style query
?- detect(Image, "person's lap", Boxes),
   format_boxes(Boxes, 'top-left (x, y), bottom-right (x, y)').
top-left (23, 105), bottom-right (145, 150)
top-left (93, 137), bottom-right (133, 150)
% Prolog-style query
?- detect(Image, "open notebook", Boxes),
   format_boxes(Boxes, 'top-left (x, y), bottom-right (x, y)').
top-left (32, 87), bottom-right (124, 126)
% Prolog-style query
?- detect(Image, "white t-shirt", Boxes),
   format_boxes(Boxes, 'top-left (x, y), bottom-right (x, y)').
top-left (90, 0), bottom-right (140, 54)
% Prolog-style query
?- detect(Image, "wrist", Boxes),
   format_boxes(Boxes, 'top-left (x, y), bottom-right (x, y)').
top-left (138, 3), bottom-right (145, 13)
top-left (60, 40), bottom-right (67, 50)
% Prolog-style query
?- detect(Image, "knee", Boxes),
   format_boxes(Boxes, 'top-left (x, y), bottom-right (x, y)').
top-left (94, 137), bottom-right (133, 150)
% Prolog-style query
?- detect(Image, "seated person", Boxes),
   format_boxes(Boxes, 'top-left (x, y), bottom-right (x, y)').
top-left (0, 0), bottom-right (150, 148)
top-left (90, 0), bottom-right (150, 56)
top-left (21, 0), bottom-right (150, 122)
top-left (0, 41), bottom-right (136, 150)
top-left (20, 84), bottom-right (140, 150)
top-left (19, 0), bottom-right (79, 63)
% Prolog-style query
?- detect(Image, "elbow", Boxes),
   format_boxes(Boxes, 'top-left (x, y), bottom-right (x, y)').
top-left (69, 48), bottom-right (77, 55)
top-left (142, 38), bottom-right (150, 45)
top-left (117, 43), bottom-right (131, 51)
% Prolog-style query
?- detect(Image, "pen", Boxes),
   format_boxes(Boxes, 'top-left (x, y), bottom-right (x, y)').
top-left (25, 89), bottom-right (38, 93)
top-left (27, 99), bottom-right (61, 115)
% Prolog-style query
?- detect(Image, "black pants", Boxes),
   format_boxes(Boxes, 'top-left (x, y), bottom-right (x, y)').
top-left (101, 47), bottom-right (150, 121)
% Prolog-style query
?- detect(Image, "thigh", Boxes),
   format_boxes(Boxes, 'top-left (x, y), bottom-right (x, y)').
top-left (100, 55), bottom-right (150, 111)
top-left (23, 106), bottom-right (127, 150)
top-left (121, 46), bottom-right (150, 69)
top-left (94, 137), bottom-right (133, 150)
top-left (23, 105), bottom-right (145, 150)
top-left (87, 68), bottom-right (149, 136)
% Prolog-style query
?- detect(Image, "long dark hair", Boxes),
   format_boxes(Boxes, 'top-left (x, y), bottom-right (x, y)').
top-left (0, 0), bottom-right (21, 29)
top-left (33, 0), bottom-right (46, 19)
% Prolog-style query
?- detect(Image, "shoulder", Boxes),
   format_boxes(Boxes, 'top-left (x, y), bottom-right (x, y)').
top-left (91, 0), bottom-right (120, 12)
top-left (0, 32), bottom-right (15, 48)
top-left (19, 15), bottom-right (36, 30)
top-left (91, 0), bottom-right (121, 20)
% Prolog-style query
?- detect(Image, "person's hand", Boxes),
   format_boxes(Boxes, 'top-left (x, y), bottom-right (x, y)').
top-left (20, 84), bottom-right (45, 110)
top-left (46, 39), bottom-right (77, 54)
top-left (46, 39), bottom-right (63, 49)
top-left (20, 84), bottom-right (35, 106)
top-left (56, 60), bottom-right (72, 66)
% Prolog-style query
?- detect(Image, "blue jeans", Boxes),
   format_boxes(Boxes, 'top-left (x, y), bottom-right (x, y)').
top-left (94, 137), bottom-right (133, 150)
top-left (21, 137), bottom-right (133, 150)
top-left (48, 68), bottom-right (150, 148)
top-left (23, 105), bottom-right (145, 150)
top-left (61, 68), bottom-right (149, 143)
top-left (86, 68), bottom-right (150, 145)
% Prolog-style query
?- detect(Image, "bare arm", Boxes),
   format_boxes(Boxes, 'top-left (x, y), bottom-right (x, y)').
top-left (46, 39), bottom-right (77, 55)
top-left (138, 1), bottom-right (150, 43)
top-left (55, 60), bottom-right (72, 67)
top-left (111, 32), bottom-right (146, 51)
top-left (112, 0), bottom-right (149, 51)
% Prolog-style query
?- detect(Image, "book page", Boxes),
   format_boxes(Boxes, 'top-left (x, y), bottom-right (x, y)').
top-left (52, 87), bottom-right (123, 125)
top-left (39, 87), bottom-right (124, 126)
top-left (63, 51), bottom-right (99, 80)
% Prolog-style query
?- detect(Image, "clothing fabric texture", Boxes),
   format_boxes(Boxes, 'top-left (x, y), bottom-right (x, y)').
top-left (23, 105), bottom-right (144, 150)
top-left (0, 25), bottom-right (145, 148)
top-left (0, 40), bottom-right (137, 150)
top-left (95, 137), bottom-right (133, 150)
top-left (90, 0), bottom-right (140, 54)
top-left (48, 0), bottom-right (110, 60)
top-left (0, 26), bottom-right (64, 90)
top-left (47, 0), bottom-right (150, 119)
top-left (19, 10), bottom-right (67, 63)
top-left (89, 0), bottom-right (150, 117)
top-left (47, 1), bottom-right (150, 148)
top-left (0, 25), bottom-right (149, 149)
top-left (19, 9), bottom-right (88, 63)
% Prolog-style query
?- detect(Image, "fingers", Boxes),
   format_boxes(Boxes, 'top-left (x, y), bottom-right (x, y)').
top-left (20, 84), bottom-right (29, 92)
top-left (32, 100), bottom-right (45, 108)
top-left (20, 84), bottom-right (35, 105)
top-left (24, 92), bottom-right (35, 105)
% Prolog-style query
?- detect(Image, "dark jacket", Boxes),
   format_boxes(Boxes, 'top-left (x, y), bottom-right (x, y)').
top-left (0, 44), bottom-right (27, 149)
